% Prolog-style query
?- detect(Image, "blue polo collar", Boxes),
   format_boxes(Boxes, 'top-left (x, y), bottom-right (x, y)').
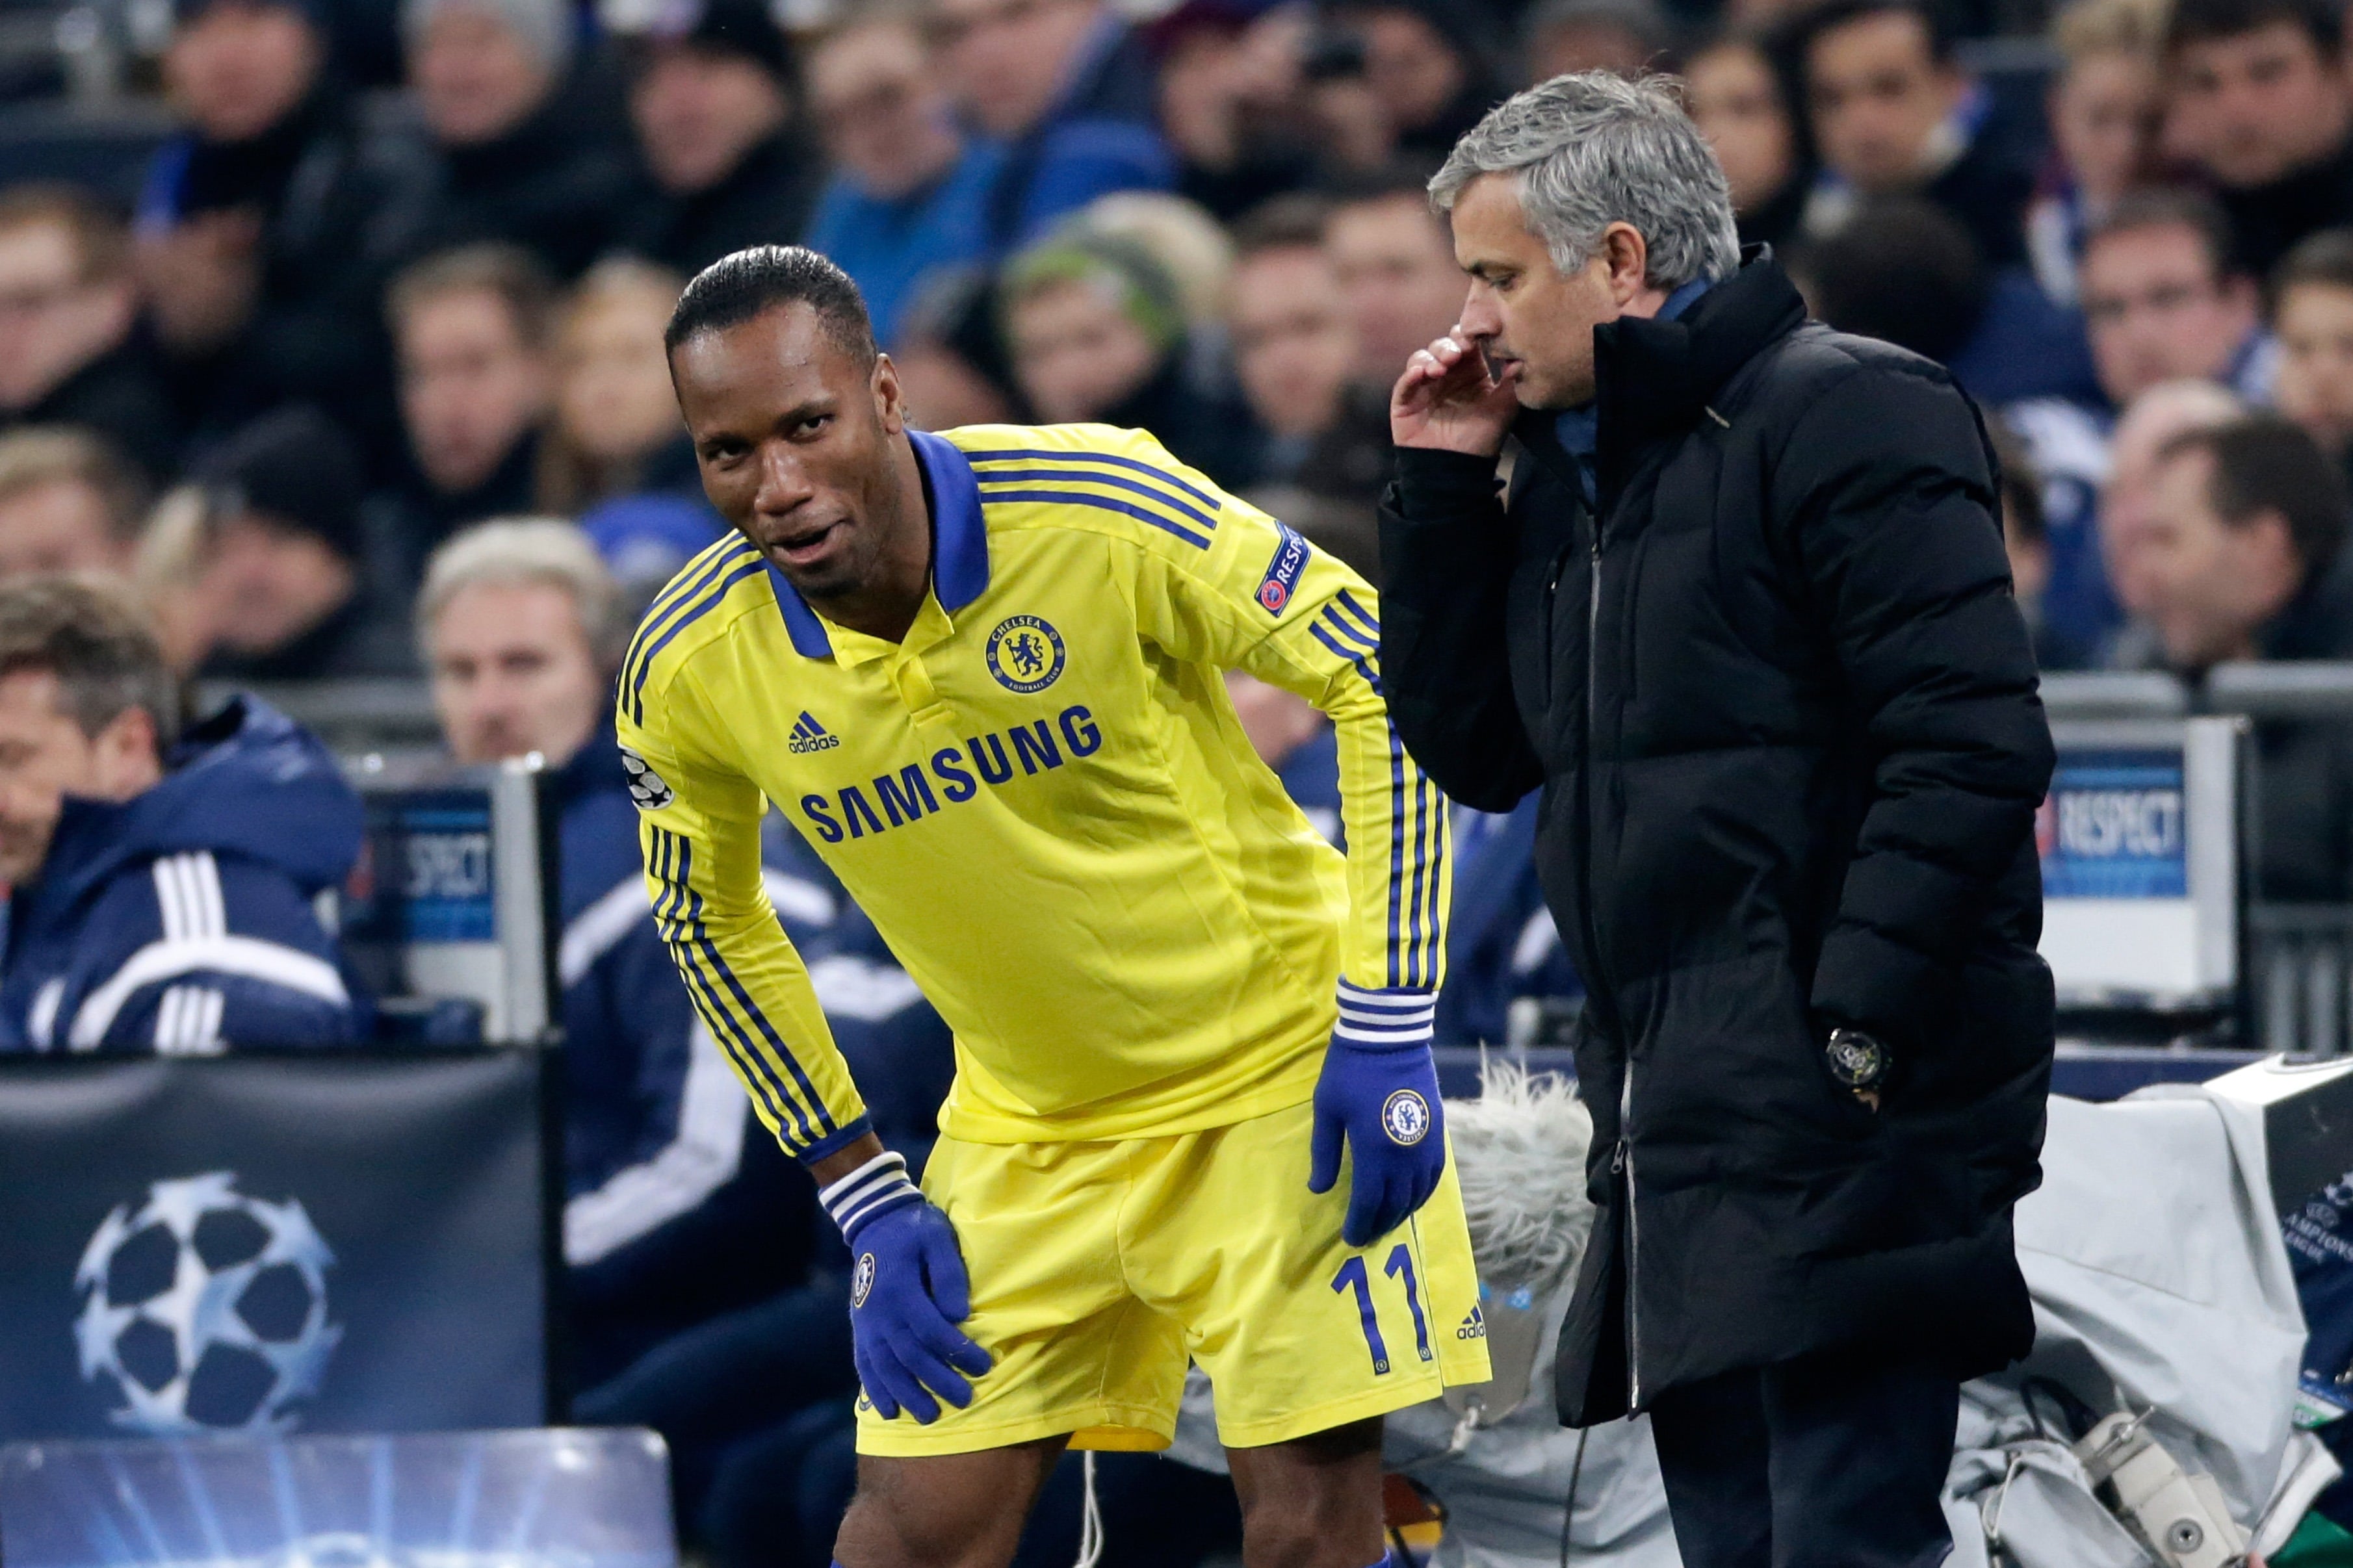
top-left (1551, 276), bottom-right (1715, 485)
top-left (768, 429), bottom-right (989, 659)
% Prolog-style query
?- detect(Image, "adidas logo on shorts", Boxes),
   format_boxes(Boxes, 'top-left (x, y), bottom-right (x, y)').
top-left (1457, 1305), bottom-right (1487, 1341)
top-left (788, 711), bottom-right (841, 754)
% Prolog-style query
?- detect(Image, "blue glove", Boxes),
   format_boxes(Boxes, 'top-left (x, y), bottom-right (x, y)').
top-left (1308, 983), bottom-right (1446, 1246)
top-left (820, 1150), bottom-right (993, 1422)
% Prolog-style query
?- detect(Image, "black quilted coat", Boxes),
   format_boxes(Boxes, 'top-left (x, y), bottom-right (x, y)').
top-left (1377, 253), bottom-right (2057, 1424)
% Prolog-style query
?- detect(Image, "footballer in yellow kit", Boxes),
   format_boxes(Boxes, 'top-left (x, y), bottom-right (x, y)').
top-left (625, 247), bottom-right (1487, 1567)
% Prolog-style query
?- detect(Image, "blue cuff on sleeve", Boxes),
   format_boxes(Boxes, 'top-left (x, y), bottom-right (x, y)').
top-left (1334, 981), bottom-right (1437, 1052)
top-left (816, 1148), bottom-right (922, 1244)
top-left (796, 1112), bottom-right (876, 1168)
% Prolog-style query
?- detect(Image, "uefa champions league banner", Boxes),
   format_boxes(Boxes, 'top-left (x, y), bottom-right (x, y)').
top-left (0, 1053), bottom-right (552, 1445)
top-left (0, 1428), bottom-right (677, 1568)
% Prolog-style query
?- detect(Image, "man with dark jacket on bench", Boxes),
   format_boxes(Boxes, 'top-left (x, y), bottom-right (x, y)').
top-left (0, 576), bottom-right (362, 1053)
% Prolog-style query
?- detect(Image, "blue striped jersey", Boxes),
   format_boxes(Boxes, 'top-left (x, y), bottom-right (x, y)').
top-left (614, 423), bottom-right (1450, 1154)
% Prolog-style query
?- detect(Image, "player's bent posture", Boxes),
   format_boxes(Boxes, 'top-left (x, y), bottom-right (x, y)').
top-left (621, 244), bottom-right (1490, 1568)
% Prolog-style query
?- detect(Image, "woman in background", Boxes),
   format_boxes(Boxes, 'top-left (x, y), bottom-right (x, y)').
top-left (1684, 32), bottom-right (1810, 250)
top-left (536, 258), bottom-right (697, 517)
top-left (2027, 0), bottom-right (2164, 303)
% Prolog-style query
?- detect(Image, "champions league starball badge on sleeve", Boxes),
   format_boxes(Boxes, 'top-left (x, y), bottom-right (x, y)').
top-left (618, 748), bottom-right (674, 812)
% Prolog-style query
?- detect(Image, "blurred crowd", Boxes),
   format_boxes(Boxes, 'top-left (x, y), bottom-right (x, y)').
top-left (16, 0), bottom-right (2353, 1554)
top-left (14, 0), bottom-right (2353, 700)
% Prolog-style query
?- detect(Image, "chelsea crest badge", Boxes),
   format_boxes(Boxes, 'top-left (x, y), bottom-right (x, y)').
top-left (985, 615), bottom-right (1067, 693)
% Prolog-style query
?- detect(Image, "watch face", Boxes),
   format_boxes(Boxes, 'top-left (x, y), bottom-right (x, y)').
top-left (1826, 1031), bottom-right (1886, 1088)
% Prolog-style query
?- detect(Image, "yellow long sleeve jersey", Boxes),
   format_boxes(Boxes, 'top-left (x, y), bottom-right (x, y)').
top-left (615, 424), bottom-right (1450, 1160)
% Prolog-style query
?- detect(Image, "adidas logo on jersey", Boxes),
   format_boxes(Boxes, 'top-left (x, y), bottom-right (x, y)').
top-left (1457, 1305), bottom-right (1487, 1341)
top-left (788, 711), bottom-right (841, 754)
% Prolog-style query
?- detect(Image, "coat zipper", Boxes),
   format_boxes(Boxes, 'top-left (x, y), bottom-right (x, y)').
top-left (1589, 527), bottom-right (1641, 1410)
top-left (1618, 1075), bottom-right (1640, 1408)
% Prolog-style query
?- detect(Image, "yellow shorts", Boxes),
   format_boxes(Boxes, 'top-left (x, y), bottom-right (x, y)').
top-left (855, 1096), bottom-right (1490, 1456)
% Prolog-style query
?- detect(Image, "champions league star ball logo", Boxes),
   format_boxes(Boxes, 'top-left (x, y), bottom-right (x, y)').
top-left (1381, 1090), bottom-right (1431, 1146)
top-left (73, 1172), bottom-right (341, 1435)
top-left (619, 747), bottom-right (675, 811)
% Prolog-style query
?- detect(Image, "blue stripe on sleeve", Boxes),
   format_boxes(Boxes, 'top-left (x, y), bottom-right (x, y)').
top-left (622, 542), bottom-right (751, 713)
top-left (652, 832), bottom-right (796, 1139)
top-left (1310, 623), bottom-right (1382, 686)
top-left (1311, 626), bottom-right (1411, 986)
top-left (1419, 774), bottom-right (1448, 986)
top-left (655, 833), bottom-right (804, 1144)
top-left (1383, 732), bottom-right (1412, 988)
top-left (797, 1114), bottom-right (876, 1168)
top-left (1403, 775), bottom-right (1424, 988)
top-left (1319, 604), bottom-right (1379, 658)
top-left (1331, 588), bottom-right (1381, 640)
top-left (641, 535), bottom-right (748, 629)
top-left (668, 835), bottom-right (840, 1141)
top-left (625, 556), bottom-right (766, 721)
top-left (651, 829), bottom-right (820, 1148)
top-left (975, 486), bottom-right (1214, 549)
top-left (963, 465), bottom-right (1219, 532)
top-left (962, 448), bottom-right (1223, 511)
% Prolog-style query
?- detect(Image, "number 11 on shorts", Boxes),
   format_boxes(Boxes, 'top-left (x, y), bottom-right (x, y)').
top-left (1331, 1244), bottom-right (1435, 1376)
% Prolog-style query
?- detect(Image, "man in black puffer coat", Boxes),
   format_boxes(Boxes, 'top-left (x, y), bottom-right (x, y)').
top-left (1377, 73), bottom-right (2055, 1568)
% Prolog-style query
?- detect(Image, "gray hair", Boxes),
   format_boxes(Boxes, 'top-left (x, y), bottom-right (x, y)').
top-left (1431, 71), bottom-right (1741, 292)
top-left (417, 518), bottom-right (628, 671)
top-left (402, 0), bottom-right (575, 77)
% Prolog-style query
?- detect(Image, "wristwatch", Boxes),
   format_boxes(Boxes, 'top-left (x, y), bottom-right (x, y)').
top-left (1824, 1027), bottom-right (1890, 1096)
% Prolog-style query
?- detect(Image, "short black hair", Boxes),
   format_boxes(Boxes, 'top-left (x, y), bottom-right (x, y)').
top-left (2163, 415), bottom-right (2350, 570)
top-left (2166, 0), bottom-right (2339, 57)
top-left (1798, 0), bottom-right (1955, 65)
top-left (664, 245), bottom-right (878, 364)
top-left (2085, 186), bottom-right (2242, 279)
top-left (1230, 194), bottom-right (1334, 259)
top-left (1798, 0), bottom-right (1956, 67)
top-left (2274, 225), bottom-right (2353, 307)
top-left (1318, 156), bottom-right (1448, 212)
top-left (1797, 198), bottom-right (1988, 363)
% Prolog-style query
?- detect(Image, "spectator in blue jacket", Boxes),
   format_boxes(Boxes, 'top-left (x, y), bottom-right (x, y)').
top-left (419, 517), bottom-right (823, 1385)
top-left (2003, 190), bottom-right (2274, 662)
top-left (931, 0), bottom-right (1173, 253)
top-left (0, 576), bottom-right (363, 1053)
top-left (804, 14), bottom-right (1003, 348)
top-left (1436, 799), bottom-right (1582, 1049)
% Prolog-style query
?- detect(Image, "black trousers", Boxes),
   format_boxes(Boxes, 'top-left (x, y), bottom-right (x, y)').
top-left (1645, 1350), bottom-right (1960, 1568)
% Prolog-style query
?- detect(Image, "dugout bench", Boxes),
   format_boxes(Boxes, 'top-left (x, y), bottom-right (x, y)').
top-left (0, 759), bottom-right (568, 1446)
